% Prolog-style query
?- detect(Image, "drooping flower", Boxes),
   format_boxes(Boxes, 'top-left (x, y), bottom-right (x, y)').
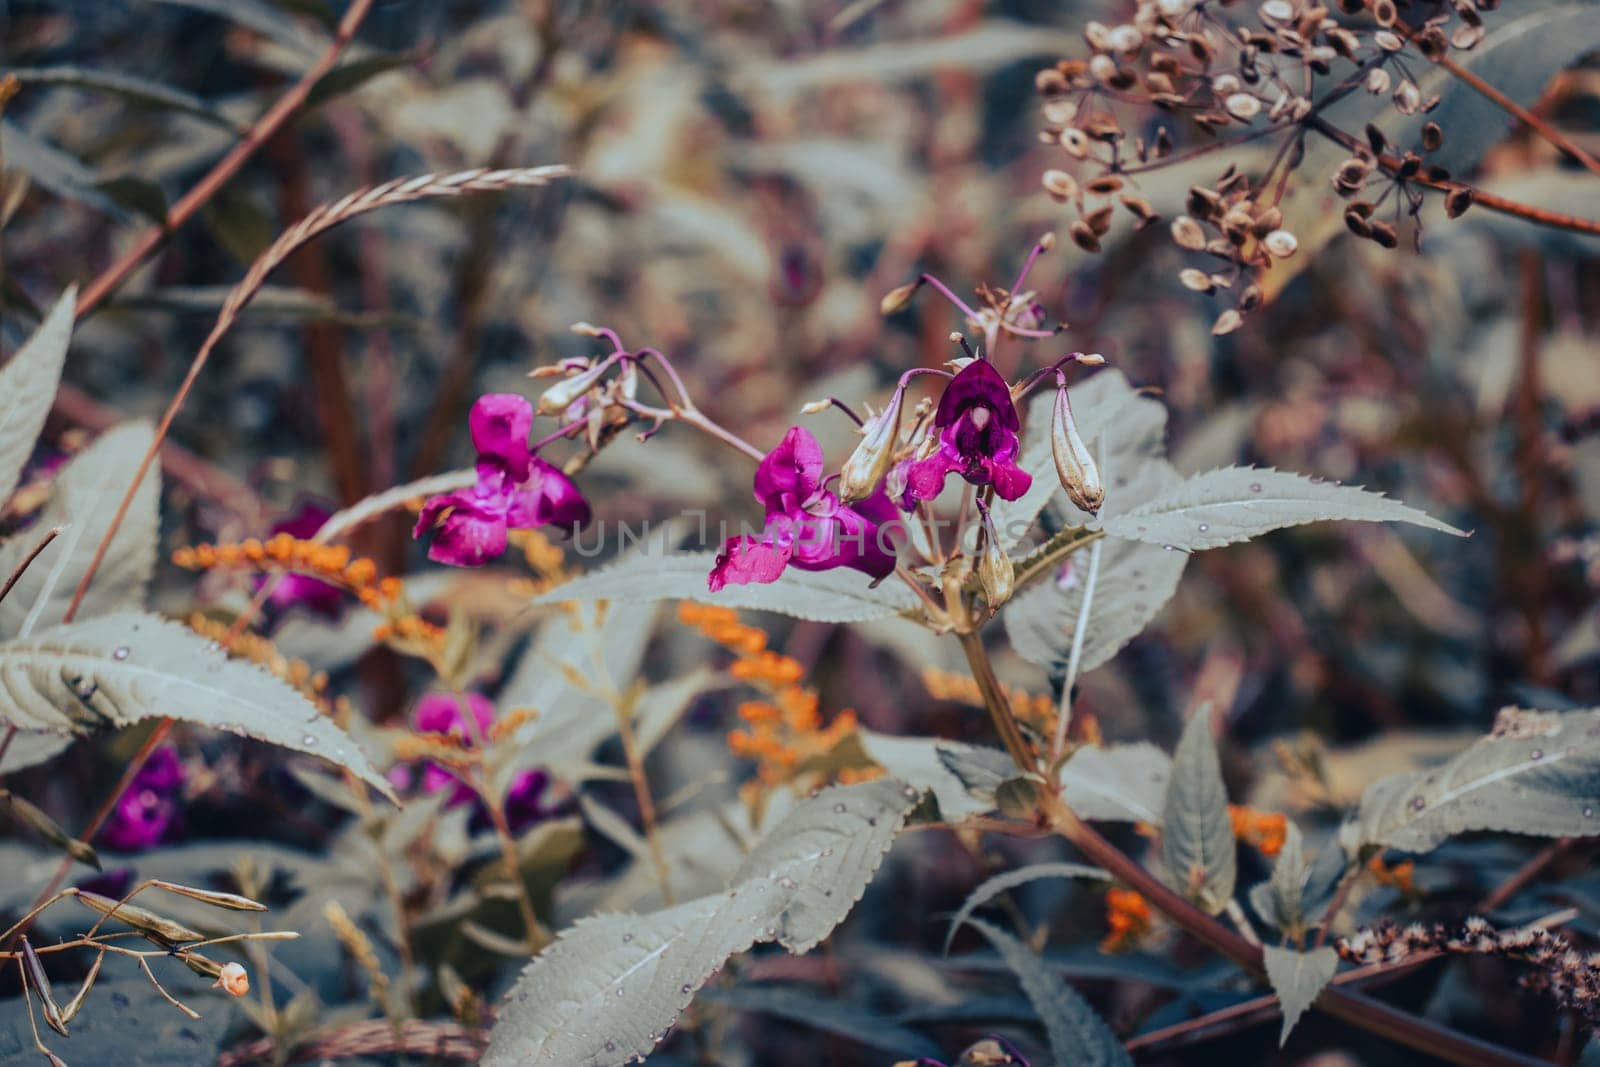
top-left (903, 360), bottom-right (1031, 504)
top-left (414, 394), bottom-right (590, 567)
top-left (102, 746), bottom-right (184, 852)
top-left (259, 500), bottom-right (345, 620)
top-left (708, 426), bottom-right (898, 592)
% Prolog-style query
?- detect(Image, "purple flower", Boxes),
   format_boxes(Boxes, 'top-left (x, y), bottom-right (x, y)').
top-left (496, 768), bottom-right (556, 834)
top-left (407, 691), bottom-right (497, 804)
top-left (903, 360), bottom-right (1031, 504)
top-left (102, 746), bottom-right (184, 852)
top-left (414, 394), bottom-right (591, 567)
top-left (261, 500), bottom-right (344, 619)
top-left (708, 426), bottom-right (898, 592)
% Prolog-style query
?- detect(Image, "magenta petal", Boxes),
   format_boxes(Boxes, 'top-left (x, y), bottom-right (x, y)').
top-left (469, 394), bottom-right (534, 481)
top-left (753, 426), bottom-right (826, 509)
top-left (414, 691), bottom-right (496, 739)
top-left (426, 502), bottom-right (509, 566)
top-left (516, 457), bottom-right (591, 529)
top-left (708, 535), bottom-right (794, 591)
top-left (934, 359), bottom-right (1019, 431)
top-left (990, 458), bottom-right (1033, 501)
top-left (792, 502), bottom-right (897, 581)
top-left (904, 445), bottom-right (962, 503)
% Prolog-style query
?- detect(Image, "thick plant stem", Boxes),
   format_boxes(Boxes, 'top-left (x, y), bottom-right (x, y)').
top-left (958, 635), bottom-right (1547, 1067)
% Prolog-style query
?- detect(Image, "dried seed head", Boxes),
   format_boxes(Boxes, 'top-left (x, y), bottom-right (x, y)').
top-left (1212, 308), bottom-right (1244, 335)
top-left (1035, 68), bottom-right (1069, 95)
top-left (1445, 186), bottom-right (1475, 218)
top-left (1084, 20), bottom-right (1111, 50)
top-left (879, 280), bottom-right (920, 315)
top-left (1374, 29), bottom-right (1403, 51)
top-left (1171, 215), bottom-right (1207, 250)
top-left (1186, 185), bottom-right (1223, 219)
top-left (1179, 268), bottom-right (1216, 292)
top-left (1263, 229), bottom-right (1299, 257)
top-left (1042, 169), bottom-right (1080, 202)
top-left (1086, 175), bottom-right (1124, 195)
top-left (1452, 24), bottom-right (1485, 49)
top-left (214, 962), bottom-right (250, 998)
top-left (1060, 127), bottom-right (1091, 158)
top-left (1120, 194), bottom-right (1158, 225)
top-left (1396, 151), bottom-right (1422, 179)
top-left (1369, 218), bottom-right (1399, 248)
top-left (1365, 66), bottom-right (1392, 94)
top-left (838, 389), bottom-right (905, 502)
top-left (1089, 54), bottom-right (1118, 84)
top-left (1225, 93), bottom-right (1262, 121)
top-left (1333, 157), bottom-right (1370, 196)
top-left (1422, 122), bottom-right (1444, 152)
top-left (1069, 220), bottom-right (1102, 252)
top-left (1051, 387), bottom-right (1104, 514)
top-left (1042, 98), bottom-right (1078, 126)
top-left (1259, 0), bottom-right (1295, 21)
top-left (1239, 284), bottom-right (1264, 311)
top-left (1343, 204), bottom-right (1373, 237)
top-left (1365, 123), bottom-right (1389, 155)
top-left (1371, 0), bottom-right (1397, 24)
top-left (1394, 80), bottom-right (1422, 115)
top-left (1084, 204), bottom-right (1115, 236)
top-left (1251, 205), bottom-right (1283, 237)
top-left (1107, 24), bottom-right (1143, 52)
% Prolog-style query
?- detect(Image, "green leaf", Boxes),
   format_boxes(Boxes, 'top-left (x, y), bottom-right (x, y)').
top-left (0, 121), bottom-right (122, 217)
top-left (944, 862), bottom-right (1110, 954)
top-left (1342, 706), bottom-right (1600, 853)
top-left (1249, 822), bottom-right (1307, 936)
top-left (1262, 945), bottom-right (1338, 1047)
top-left (537, 551), bottom-right (917, 622)
top-left (935, 741), bottom-right (1021, 806)
top-left (0, 288), bottom-right (74, 503)
top-left (8, 67), bottom-right (240, 131)
top-left (1060, 743), bottom-right (1173, 824)
top-left (1102, 466), bottom-right (1464, 552)
top-left (964, 918), bottom-right (1133, 1067)
top-left (484, 780), bottom-right (917, 1066)
top-left (0, 611), bottom-right (393, 799)
top-left (0, 421), bottom-right (161, 636)
top-left (1161, 706), bottom-right (1236, 914)
top-left (1006, 530), bottom-right (1188, 674)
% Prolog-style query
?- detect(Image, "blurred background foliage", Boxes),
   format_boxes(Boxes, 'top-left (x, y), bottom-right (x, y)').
top-left (0, 0), bottom-right (1598, 1063)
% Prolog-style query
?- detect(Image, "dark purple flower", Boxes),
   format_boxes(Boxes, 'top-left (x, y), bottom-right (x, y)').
top-left (903, 360), bottom-right (1031, 504)
top-left (414, 394), bottom-right (591, 567)
top-left (708, 426), bottom-right (898, 592)
top-left (261, 500), bottom-right (344, 619)
top-left (102, 746), bottom-right (184, 852)
top-left (409, 691), bottom-right (497, 805)
top-left (498, 768), bottom-right (556, 834)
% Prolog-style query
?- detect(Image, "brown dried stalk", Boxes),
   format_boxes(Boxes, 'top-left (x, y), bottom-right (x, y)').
top-left (218, 1018), bottom-right (485, 1065)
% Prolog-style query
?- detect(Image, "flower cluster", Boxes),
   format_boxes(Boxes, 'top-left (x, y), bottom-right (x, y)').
top-left (1034, 0), bottom-right (1491, 331)
top-left (1228, 804), bottom-right (1289, 858)
top-left (173, 536), bottom-right (402, 613)
top-left (678, 604), bottom-right (880, 802)
top-left (921, 667), bottom-right (1071, 743)
top-left (1102, 886), bottom-right (1155, 953)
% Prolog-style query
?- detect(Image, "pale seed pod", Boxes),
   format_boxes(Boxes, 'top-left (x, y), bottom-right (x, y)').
top-left (976, 507), bottom-right (1015, 606)
top-left (1171, 215), bottom-right (1207, 250)
top-left (1262, 229), bottom-right (1299, 257)
top-left (879, 280), bottom-right (920, 314)
top-left (1179, 268), bottom-right (1215, 293)
top-left (1042, 169), bottom-right (1079, 202)
top-left (1225, 92), bottom-right (1262, 121)
top-left (536, 361), bottom-right (611, 415)
top-left (838, 388), bottom-right (905, 502)
top-left (1051, 387), bottom-right (1104, 514)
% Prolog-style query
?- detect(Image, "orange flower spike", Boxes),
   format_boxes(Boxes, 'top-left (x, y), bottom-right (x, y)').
top-left (265, 533), bottom-right (296, 560)
top-left (343, 558), bottom-right (378, 587)
top-left (172, 546), bottom-right (198, 568)
top-left (1101, 888), bottom-right (1153, 952)
top-left (241, 538), bottom-right (265, 563)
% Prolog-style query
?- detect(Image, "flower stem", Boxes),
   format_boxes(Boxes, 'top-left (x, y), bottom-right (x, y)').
top-left (613, 693), bottom-right (674, 905)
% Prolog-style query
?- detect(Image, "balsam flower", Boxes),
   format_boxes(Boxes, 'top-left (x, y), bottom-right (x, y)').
top-left (709, 426), bottom-right (898, 592)
top-left (392, 692), bottom-right (557, 832)
top-left (414, 394), bottom-right (590, 567)
top-left (102, 746), bottom-right (184, 852)
top-left (903, 359), bottom-right (1031, 504)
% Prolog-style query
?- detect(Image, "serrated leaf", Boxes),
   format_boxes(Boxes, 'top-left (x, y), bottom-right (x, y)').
top-left (1102, 466), bottom-right (1464, 552)
top-left (857, 731), bottom-right (1001, 820)
top-left (1162, 707), bottom-right (1236, 914)
top-left (1342, 706), bottom-right (1600, 853)
top-left (944, 862), bottom-right (1110, 954)
top-left (1262, 945), bottom-right (1338, 1046)
top-left (0, 421), bottom-right (160, 636)
top-left (965, 918), bottom-right (1133, 1067)
top-left (1006, 529), bottom-right (1188, 674)
top-left (935, 742), bottom-right (1020, 806)
top-left (537, 551), bottom-right (917, 622)
top-left (485, 780), bottom-right (917, 1066)
top-left (1250, 822), bottom-right (1307, 935)
top-left (0, 288), bottom-right (73, 504)
top-left (1060, 743), bottom-right (1173, 824)
top-left (0, 612), bottom-right (392, 798)
top-left (994, 370), bottom-right (1170, 551)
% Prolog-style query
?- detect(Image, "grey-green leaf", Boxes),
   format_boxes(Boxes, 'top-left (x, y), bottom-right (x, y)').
top-left (965, 917), bottom-right (1133, 1067)
top-left (0, 421), bottom-right (160, 637)
top-left (1161, 706), bottom-right (1236, 914)
top-left (1060, 743), bottom-right (1172, 825)
top-left (857, 731), bottom-right (1001, 820)
top-left (484, 780), bottom-right (916, 1066)
top-left (1102, 466), bottom-right (1464, 552)
top-left (537, 551), bottom-right (917, 622)
top-left (944, 862), bottom-right (1110, 955)
top-left (0, 612), bottom-right (392, 798)
top-left (1262, 944), bottom-right (1338, 1046)
top-left (1250, 823), bottom-right (1310, 936)
top-left (1342, 706), bottom-right (1600, 853)
top-left (0, 289), bottom-right (74, 505)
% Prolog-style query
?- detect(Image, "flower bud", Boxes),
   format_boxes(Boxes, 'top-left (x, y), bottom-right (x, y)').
top-left (214, 962), bottom-right (250, 997)
top-left (537, 361), bottom-right (611, 415)
top-left (976, 507), bottom-right (1014, 606)
top-left (879, 281), bottom-right (920, 315)
top-left (838, 388), bottom-right (905, 502)
top-left (1051, 387), bottom-right (1103, 514)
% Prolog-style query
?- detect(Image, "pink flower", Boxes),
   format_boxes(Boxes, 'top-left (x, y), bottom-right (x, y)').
top-left (261, 500), bottom-right (344, 619)
top-left (102, 746), bottom-right (184, 852)
top-left (406, 691), bottom-right (497, 804)
top-left (414, 394), bottom-right (590, 567)
top-left (709, 426), bottom-right (898, 592)
top-left (903, 359), bottom-right (1032, 504)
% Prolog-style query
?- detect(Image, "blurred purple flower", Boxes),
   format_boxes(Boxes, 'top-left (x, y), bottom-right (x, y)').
top-left (414, 394), bottom-right (590, 567)
top-left (392, 692), bottom-right (558, 834)
top-left (903, 359), bottom-right (1031, 504)
top-left (101, 746), bottom-right (184, 852)
top-left (491, 768), bottom-right (555, 835)
top-left (709, 426), bottom-right (898, 592)
top-left (260, 500), bottom-right (344, 620)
